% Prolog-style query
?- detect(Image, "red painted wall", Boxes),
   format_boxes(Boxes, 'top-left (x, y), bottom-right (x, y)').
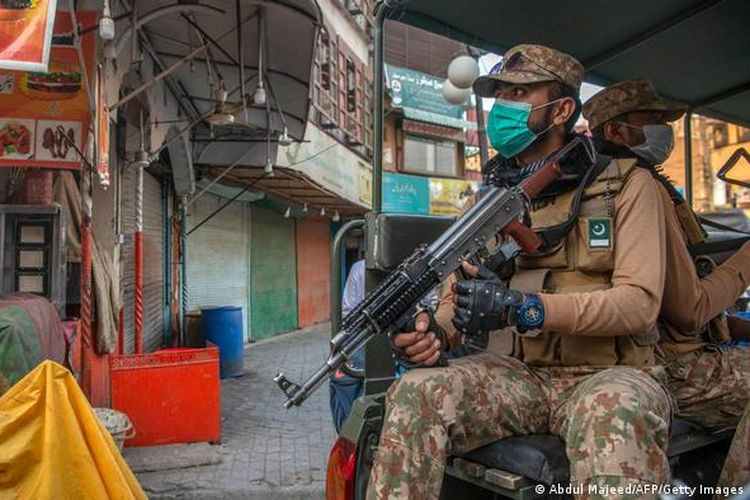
top-left (296, 221), bottom-right (331, 327)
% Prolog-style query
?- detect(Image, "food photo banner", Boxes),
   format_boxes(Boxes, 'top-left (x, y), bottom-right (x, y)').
top-left (0, 0), bottom-right (58, 72)
top-left (0, 10), bottom-right (94, 169)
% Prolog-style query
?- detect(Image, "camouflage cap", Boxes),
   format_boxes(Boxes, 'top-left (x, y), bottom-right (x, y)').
top-left (473, 44), bottom-right (584, 97)
top-left (583, 79), bottom-right (687, 130)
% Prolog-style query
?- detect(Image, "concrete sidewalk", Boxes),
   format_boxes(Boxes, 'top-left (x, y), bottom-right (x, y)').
top-left (129, 323), bottom-right (337, 499)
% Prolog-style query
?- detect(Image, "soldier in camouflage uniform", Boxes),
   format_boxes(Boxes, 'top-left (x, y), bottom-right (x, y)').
top-left (583, 79), bottom-right (750, 490)
top-left (718, 401), bottom-right (750, 492)
top-left (367, 45), bottom-right (674, 500)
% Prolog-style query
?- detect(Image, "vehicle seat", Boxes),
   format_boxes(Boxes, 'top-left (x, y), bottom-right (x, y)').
top-left (458, 434), bottom-right (568, 485)
top-left (456, 419), bottom-right (735, 485)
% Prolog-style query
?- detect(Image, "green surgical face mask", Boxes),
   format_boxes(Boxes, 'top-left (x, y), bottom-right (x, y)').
top-left (487, 98), bottom-right (559, 158)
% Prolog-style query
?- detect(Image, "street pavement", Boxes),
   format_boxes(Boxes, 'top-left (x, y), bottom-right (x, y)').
top-left (130, 323), bottom-right (337, 499)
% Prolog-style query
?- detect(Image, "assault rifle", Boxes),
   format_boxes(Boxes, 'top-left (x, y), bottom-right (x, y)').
top-left (274, 137), bottom-right (589, 408)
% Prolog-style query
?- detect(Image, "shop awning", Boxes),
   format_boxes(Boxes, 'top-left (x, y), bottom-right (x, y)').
top-left (209, 165), bottom-right (370, 218)
top-left (202, 121), bottom-right (371, 216)
top-left (107, 0), bottom-right (322, 172)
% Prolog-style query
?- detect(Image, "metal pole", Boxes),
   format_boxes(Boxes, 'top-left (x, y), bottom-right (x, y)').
top-left (372, 6), bottom-right (386, 213)
top-left (163, 181), bottom-right (172, 343)
top-left (134, 160), bottom-right (144, 354)
top-left (684, 112), bottom-right (693, 206)
top-left (330, 219), bottom-right (365, 336)
top-left (474, 96), bottom-right (488, 165)
top-left (466, 47), bottom-right (489, 166)
top-left (236, 0), bottom-right (247, 124)
top-left (331, 219), bottom-right (365, 379)
top-left (364, 4), bottom-right (397, 393)
top-left (180, 201), bottom-right (188, 347)
top-left (130, 4), bottom-right (139, 66)
top-left (80, 166), bottom-right (93, 396)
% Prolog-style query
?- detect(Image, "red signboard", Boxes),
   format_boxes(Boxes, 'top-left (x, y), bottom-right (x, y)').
top-left (0, 10), bottom-right (94, 169)
top-left (0, 0), bottom-right (58, 72)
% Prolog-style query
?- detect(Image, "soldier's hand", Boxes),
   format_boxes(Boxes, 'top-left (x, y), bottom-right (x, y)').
top-left (452, 264), bottom-right (513, 335)
top-left (460, 260), bottom-right (480, 278)
top-left (392, 311), bottom-right (442, 366)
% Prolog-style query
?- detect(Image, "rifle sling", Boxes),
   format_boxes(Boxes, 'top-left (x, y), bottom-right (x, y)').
top-left (536, 153), bottom-right (613, 249)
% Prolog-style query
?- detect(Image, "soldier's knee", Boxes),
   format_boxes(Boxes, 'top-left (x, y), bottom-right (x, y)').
top-left (577, 370), bottom-right (670, 426)
top-left (385, 371), bottom-right (433, 409)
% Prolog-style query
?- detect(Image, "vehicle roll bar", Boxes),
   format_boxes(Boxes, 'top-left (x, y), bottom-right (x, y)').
top-left (331, 219), bottom-right (366, 378)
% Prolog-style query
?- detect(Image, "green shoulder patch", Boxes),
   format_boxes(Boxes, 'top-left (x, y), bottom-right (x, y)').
top-left (588, 218), bottom-right (611, 248)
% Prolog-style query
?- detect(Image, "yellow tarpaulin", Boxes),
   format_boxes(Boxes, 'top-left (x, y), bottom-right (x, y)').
top-left (0, 361), bottom-right (146, 499)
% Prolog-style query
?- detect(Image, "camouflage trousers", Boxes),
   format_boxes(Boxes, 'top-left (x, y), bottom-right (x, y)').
top-left (366, 353), bottom-right (674, 500)
top-left (663, 346), bottom-right (750, 428)
top-left (663, 346), bottom-right (750, 493)
top-left (718, 401), bottom-right (750, 494)
top-left (692, 348), bottom-right (750, 488)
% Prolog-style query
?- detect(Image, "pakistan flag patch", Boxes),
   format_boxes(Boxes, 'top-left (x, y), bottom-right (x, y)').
top-left (588, 218), bottom-right (611, 248)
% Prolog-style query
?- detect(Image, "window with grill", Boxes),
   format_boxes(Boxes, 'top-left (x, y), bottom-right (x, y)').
top-left (313, 30), bottom-right (338, 128)
top-left (346, 59), bottom-right (356, 113)
top-left (313, 36), bottom-right (373, 153)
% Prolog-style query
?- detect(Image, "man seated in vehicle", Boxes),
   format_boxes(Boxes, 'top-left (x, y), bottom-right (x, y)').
top-left (582, 79), bottom-right (750, 488)
top-left (367, 44), bottom-right (673, 500)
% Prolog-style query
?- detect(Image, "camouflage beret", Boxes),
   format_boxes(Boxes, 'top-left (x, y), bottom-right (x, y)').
top-left (473, 44), bottom-right (584, 97)
top-left (583, 79), bottom-right (687, 130)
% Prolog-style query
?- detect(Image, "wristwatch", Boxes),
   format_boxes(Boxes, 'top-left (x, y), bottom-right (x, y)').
top-left (516, 294), bottom-right (545, 331)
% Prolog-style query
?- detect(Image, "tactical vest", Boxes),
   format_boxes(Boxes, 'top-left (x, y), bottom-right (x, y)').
top-left (487, 158), bottom-right (658, 366)
top-left (652, 175), bottom-right (731, 358)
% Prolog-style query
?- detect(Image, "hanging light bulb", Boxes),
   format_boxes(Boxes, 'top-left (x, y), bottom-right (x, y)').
top-left (99, 0), bottom-right (115, 40)
top-left (332, 210), bottom-right (340, 222)
top-left (302, 203), bottom-right (308, 213)
top-left (284, 206), bottom-right (291, 218)
top-left (264, 157), bottom-right (274, 176)
top-left (278, 127), bottom-right (292, 146)
top-left (320, 207), bottom-right (326, 217)
top-left (253, 80), bottom-right (266, 106)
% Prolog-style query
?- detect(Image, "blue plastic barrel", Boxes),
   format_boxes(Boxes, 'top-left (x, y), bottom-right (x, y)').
top-left (201, 306), bottom-right (244, 378)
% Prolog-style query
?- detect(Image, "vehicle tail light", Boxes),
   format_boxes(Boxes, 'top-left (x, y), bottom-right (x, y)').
top-left (326, 436), bottom-right (357, 500)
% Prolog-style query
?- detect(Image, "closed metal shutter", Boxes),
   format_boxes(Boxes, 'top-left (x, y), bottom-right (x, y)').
top-left (296, 220), bottom-right (330, 328)
top-left (186, 194), bottom-right (249, 340)
top-left (121, 167), bottom-right (165, 353)
top-left (250, 206), bottom-right (297, 340)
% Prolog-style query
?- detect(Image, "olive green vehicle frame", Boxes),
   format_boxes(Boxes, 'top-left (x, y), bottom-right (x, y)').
top-left (329, 1), bottom-right (750, 498)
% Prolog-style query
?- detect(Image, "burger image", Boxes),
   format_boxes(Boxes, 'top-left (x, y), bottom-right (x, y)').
top-left (23, 63), bottom-right (83, 100)
top-left (0, 0), bottom-right (36, 21)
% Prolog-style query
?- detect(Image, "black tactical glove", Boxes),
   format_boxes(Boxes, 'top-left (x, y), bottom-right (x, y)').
top-left (390, 311), bottom-right (448, 368)
top-left (452, 265), bottom-right (525, 337)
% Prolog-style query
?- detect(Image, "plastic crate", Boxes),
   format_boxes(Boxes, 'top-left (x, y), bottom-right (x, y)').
top-left (110, 344), bottom-right (220, 447)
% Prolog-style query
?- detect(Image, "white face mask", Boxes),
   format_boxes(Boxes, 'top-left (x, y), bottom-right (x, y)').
top-left (617, 122), bottom-right (675, 166)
